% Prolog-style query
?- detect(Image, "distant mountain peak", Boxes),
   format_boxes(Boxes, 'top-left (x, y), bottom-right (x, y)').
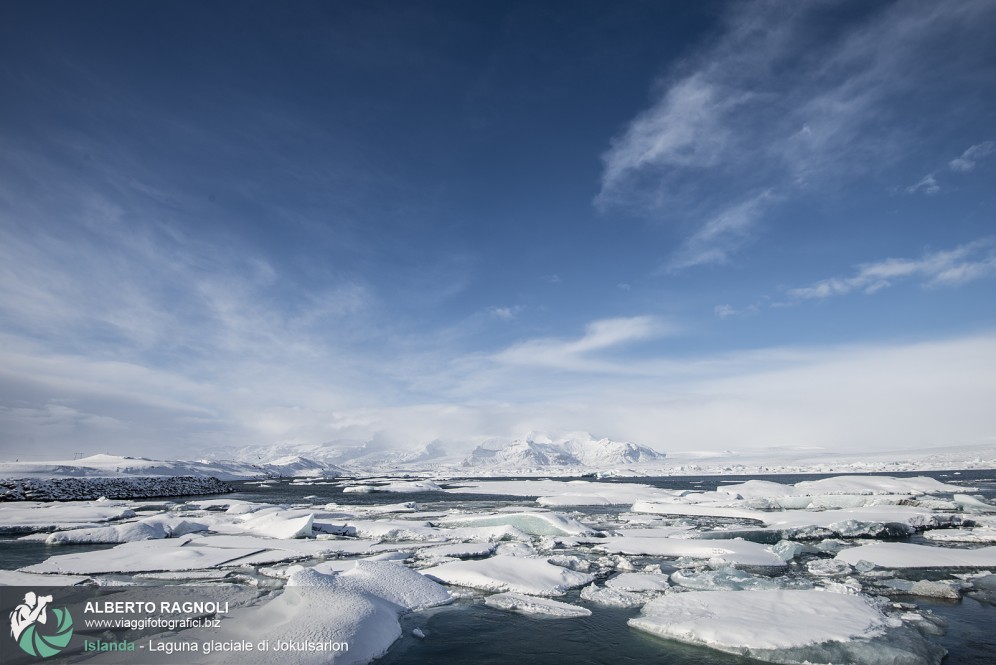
top-left (462, 432), bottom-right (664, 469)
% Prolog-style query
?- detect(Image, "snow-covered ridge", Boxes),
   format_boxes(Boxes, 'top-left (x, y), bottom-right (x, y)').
top-left (463, 432), bottom-right (664, 469)
top-left (0, 453), bottom-right (343, 481)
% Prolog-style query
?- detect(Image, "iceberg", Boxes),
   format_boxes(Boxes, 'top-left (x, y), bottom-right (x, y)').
top-left (422, 554), bottom-right (594, 596)
top-left (837, 542), bottom-right (996, 568)
top-left (484, 592), bottom-right (591, 617)
top-left (595, 536), bottom-right (786, 567)
top-left (630, 589), bottom-right (945, 665)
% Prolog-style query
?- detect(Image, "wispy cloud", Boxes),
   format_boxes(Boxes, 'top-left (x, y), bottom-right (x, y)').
top-left (907, 174), bottom-right (940, 195)
top-left (787, 239), bottom-right (996, 300)
top-left (666, 190), bottom-right (776, 271)
top-left (488, 306), bottom-right (521, 321)
top-left (907, 141), bottom-right (995, 194)
top-left (949, 141), bottom-right (996, 172)
top-left (492, 316), bottom-right (673, 372)
top-left (597, 1), bottom-right (996, 269)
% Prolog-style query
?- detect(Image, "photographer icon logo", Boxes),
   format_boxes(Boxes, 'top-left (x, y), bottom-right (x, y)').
top-left (9, 592), bottom-right (74, 658)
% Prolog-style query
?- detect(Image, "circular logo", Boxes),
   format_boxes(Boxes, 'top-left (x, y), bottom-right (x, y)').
top-left (10, 593), bottom-right (74, 659)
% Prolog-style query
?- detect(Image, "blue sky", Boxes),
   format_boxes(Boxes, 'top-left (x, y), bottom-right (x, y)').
top-left (1, 1), bottom-right (995, 460)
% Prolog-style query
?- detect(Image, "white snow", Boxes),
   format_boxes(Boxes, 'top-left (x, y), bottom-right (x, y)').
top-left (595, 537), bottom-right (786, 567)
top-left (484, 592), bottom-right (591, 617)
top-left (837, 542), bottom-right (996, 568)
top-left (625, 589), bottom-right (950, 664)
top-left (422, 555), bottom-right (594, 596)
top-left (0, 501), bottom-right (137, 533)
top-left (603, 572), bottom-right (670, 592)
top-left (239, 507), bottom-right (315, 539)
top-left (436, 511), bottom-right (592, 537)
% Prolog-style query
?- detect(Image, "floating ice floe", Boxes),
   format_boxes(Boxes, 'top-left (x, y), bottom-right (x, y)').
top-left (238, 507), bottom-right (315, 538)
top-left (837, 542), bottom-right (996, 568)
top-left (435, 511), bottom-right (592, 537)
top-left (923, 527), bottom-right (996, 543)
top-left (629, 589), bottom-right (945, 665)
top-left (342, 480), bottom-right (442, 493)
top-left (484, 592), bottom-right (591, 617)
top-left (20, 533), bottom-right (378, 574)
top-left (670, 566), bottom-right (803, 591)
top-left (155, 562), bottom-right (450, 665)
top-left (579, 584), bottom-right (647, 608)
top-left (603, 572), bottom-right (670, 592)
top-left (0, 501), bottom-right (136, 533)
top-left (423, 554), bottom-right (594, 596)
top-left (22, 516), bottom-right (208, 544)
top-left (0, 570), bottom-right (93, 586)
top-left (415, 542), bottom-right (497, 559)
top-left (595, 537), bottom-right (786, 567)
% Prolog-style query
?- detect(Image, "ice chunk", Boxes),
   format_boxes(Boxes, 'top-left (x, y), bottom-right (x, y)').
top-left (239, 507), bottom-right (314, 538)
top-left (37, 516), bottom-right (207, 544)
top-left (878, 579), bottom-right (962, 599)
top-left (806, 559), bottom-right (855, 577)
top-left (484, 592), bottom-right (591, 617)
top-left (291, 561), bottom-right (452, 611)
top-left (436, 512), bottom-right (591, 537)
top-left (923, 527), bottom-right (996, 543)
top-left (415, 542), bottom-right (496, 559)
top-left (0, 570), bottom-right (92, 586)
top-left (422, 554), bottom-right (594, 596)
top-left (595, 537), bottom-right (785, 567)
top-left (837, 543), bottom-right (996, 568)
top-left (953, 493), bottom-right (995, 511)
top-left (604, 572), bottom-right (670, 592)
top-left (670, 566), bottom-right (801, 591)
top-left (579, 584), bottom-right (647, 608)
top-left (629, 589), bottom-right (945, 664)
top-left (0, 501), bottom-right (136, 534)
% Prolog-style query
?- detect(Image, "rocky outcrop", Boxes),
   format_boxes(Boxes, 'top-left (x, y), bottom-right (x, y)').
top-left (0, 476), bottom-right (231, 502)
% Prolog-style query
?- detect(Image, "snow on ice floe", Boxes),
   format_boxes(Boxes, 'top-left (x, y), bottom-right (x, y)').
top-left (629, 589), bottom-right (945, 665)
top-left (422, 554), bottom-right (594, 596)
top-left (238, 507), bottom-right (315, 538)
top-left (435, 511), bottom-right (592, 537)
top-left (670, 566), bottom-right (805, 591)
top-left (923, 527), bottom-right (996, 543)
top-left (0, 500), bottom-right (136, 533)
top-left (631, 501), bottom-right (955, 538)
top-left (159, 562), bottom-right (450, 665)
top-left (603, 571), bottom-right (670, 592)
top-left (484, 592), bottom-right (591, 617)
top-left (837, 542), bottom-right (996, 568)
top-left (595, 536), bottom-right (786, 567)
top-left (20, 515), bottom-right (208, 544)
top-left (0, 570), bottom-right (93, 586)
top-left (19, 534), bottom-right (378, 574)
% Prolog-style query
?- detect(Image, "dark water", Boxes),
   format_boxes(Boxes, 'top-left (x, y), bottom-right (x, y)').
top-left (2, 469), bottom-right (994, 663)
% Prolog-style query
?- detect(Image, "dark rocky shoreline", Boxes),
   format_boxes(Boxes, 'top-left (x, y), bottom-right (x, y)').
top-left (0, 476), bottom-right (232, 501)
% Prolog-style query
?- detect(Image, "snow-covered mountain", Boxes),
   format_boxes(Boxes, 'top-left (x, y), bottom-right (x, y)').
top-left (462, 432), bottom-right (665, 469)
top-left (0, 453), bottom-right (343, 480)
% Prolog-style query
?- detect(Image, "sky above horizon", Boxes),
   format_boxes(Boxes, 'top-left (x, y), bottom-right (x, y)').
top-left (1, 1), bottom-right (995, 461)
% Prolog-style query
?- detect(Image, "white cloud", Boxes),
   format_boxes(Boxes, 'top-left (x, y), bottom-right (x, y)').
top-left (597, 0), bottom-right (996, 269)
top-left (949, 141), bottom-right (995, 172)
top-left (488, 306), bottom-right (521, 321)
top-left (787, 239), bottom-right (996, 300)
top-left (667, 190), bottom-right (775, 271)
top-left (907, 173), bottom-right (940, 195)
top-left (492, 316), bottom-right (673, 372)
